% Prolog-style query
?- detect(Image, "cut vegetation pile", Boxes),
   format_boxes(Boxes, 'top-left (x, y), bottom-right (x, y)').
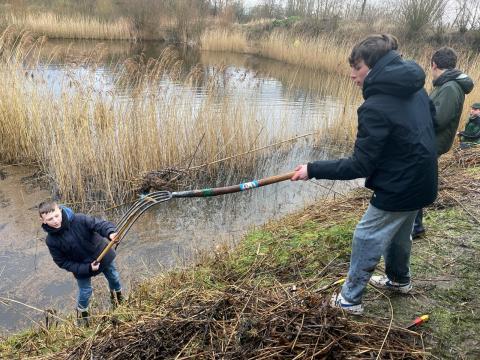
top-left (52, 284), bottom-right (425, 359)
top-left (435, 147), bottom-right (480, 212)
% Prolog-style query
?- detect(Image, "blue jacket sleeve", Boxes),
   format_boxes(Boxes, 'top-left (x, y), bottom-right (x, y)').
top-left (46, 238), bottom-right (91, 276)
top-left (307, 107), bottom-right (390, 180)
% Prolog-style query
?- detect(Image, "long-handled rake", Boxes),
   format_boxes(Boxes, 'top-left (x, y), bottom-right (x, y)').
top-left (96, 171), bottom-right (295, 262)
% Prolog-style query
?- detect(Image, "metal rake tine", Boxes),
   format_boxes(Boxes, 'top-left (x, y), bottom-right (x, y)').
top-left (116, 191), bottom-right (170, 231)
top-left (116, 200), bottom-right (158, 241)
top-left (116, 197), bottom-right (150, 230)
top-left (115, 192), bottom-right (172, 243)
top-left (116, 199), bottom-right (167, 242)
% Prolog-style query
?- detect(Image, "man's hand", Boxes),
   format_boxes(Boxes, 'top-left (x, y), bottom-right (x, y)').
top-left (291, 164), bottom-right (309, 181)
top-left (91, 261), bottom-right (100, 272)
top-left (109, 232), bottom-right (119, 243)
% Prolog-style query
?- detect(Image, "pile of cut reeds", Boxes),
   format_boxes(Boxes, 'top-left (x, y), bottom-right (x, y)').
top-left (434, 146), bottom-right (480, 215)
top-left (49, 283), bottom-right (426, 359)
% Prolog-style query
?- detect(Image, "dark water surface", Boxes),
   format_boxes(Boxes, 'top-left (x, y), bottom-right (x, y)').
top-left (0, 40), bottom-right (360, 333)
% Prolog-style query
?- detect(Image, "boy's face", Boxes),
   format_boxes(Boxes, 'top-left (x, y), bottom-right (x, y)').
top-left (41, 206), bottom-right (62, 228)
top-left (350, 60), bottom-right (370, 87)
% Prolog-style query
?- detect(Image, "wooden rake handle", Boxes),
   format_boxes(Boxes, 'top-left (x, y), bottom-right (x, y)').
top-left (96, 235), bottom-right (118, 263)
top-left (172, 171), bottom-right (296, 198)
top-left (96, 171), bottom-right (296, 262)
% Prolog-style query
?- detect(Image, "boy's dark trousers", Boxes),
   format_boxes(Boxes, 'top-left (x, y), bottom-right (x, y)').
top-left (76, 261), bottom-right (122, 310)
top-left (412, 209), bottom-right (424, 238)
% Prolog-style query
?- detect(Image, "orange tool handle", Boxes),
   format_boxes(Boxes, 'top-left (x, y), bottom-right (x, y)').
top-left (406, 315), bottom-right (429, 329)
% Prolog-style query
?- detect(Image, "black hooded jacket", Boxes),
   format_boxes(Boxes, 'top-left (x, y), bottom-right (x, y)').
top-left (43, 207), bottom-right (117, 278)
top-left (307, 51), bottom-right (438, 211)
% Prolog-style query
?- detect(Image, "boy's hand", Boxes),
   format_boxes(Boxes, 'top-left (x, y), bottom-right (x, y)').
top-left (91, 261), bottom-right (100, 271)
top-left (109, 232), bottom-right (119, 243)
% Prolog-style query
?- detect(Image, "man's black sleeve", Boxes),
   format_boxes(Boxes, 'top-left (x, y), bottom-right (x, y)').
top-left (307, 107), bottom-right (390, 180)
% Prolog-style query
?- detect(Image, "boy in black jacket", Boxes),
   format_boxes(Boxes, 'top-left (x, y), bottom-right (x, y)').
top-left (39, 200), bottom-right (123, 325)
top-left (292, 34), bottom-right (438, 314)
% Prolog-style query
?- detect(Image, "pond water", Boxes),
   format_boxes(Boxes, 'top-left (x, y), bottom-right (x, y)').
top-left (0, 40), bottom-right (361, 333)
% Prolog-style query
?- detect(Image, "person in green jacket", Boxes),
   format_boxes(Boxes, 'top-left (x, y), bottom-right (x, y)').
top-left (430, 47), bottom-right (474, 155)
top-left (458, 102), bottom-right (480, 148)
top-left (413, 47), bottom-right (474, 238)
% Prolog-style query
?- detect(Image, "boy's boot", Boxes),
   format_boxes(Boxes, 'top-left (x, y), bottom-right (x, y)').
top-left (76, 308), bottom-right (90, 327)
top-left (116, 290), bottom-right (124, 304)
top-left (110, 290), bottom-right (124, 309)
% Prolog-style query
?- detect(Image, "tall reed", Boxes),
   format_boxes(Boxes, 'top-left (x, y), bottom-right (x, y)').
top-left (3, 12), bottom-right (136, 40)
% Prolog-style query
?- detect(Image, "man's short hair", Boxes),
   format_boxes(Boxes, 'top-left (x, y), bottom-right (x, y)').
top-left (471, 102), bottom-right (480, 110)
top-left (431, 47), bottom-right (457, 70)
top-left (348, 34), bottom-right (399, 68)
top-left (38, 200), bottom-right (58, 216)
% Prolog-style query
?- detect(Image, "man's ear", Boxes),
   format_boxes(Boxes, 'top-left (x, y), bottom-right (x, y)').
top-left (431, 61), bottom-right (438, 70)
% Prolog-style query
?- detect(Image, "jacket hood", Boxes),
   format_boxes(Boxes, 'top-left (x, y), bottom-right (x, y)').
top-left (433, 69), bottom-right (474, 94)
top-left (42, 206), bottom-right (74, 234)
top-left (362, 51), bottom-right (425, 99)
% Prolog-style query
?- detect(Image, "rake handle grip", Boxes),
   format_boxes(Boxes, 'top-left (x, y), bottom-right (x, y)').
top-left (172, 171), bottom-right (295, 198)
top-left (96, 236), bottom-right (118, 263)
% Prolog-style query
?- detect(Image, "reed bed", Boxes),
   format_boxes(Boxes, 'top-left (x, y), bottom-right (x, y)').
top-left (3, 12), bottom-right (136, 40)
top-left (0, 32), bottom-right (353, 207)
top-left (200, 26), bottom-right (480, 141)
top-left (200, 28), bottom-right (352, 75)
top-left (200, 28), bottom-right (249, 53)
top-left (7, 25), bottom-right (480, 208)
top-left (258, 31), bottom-right (352, 75)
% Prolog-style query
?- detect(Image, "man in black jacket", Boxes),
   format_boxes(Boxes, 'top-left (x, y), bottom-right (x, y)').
top-left (292, 34), bottom-right (438, 314)
top-left (39, 200), bottom-right (123, 325)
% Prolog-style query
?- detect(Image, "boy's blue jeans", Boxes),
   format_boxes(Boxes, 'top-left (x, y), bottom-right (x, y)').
top-left (76, 261), bottom-right (122, 310)
top-left (341, 204), bottom-right (417, 304)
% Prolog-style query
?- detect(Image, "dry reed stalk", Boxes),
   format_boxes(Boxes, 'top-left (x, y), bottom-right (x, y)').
top-left (433, 147), bottom-right (480, 211)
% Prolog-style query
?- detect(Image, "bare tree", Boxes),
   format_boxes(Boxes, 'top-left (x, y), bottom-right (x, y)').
top-left (360, 0), bottom-right (367, 18)
top-left (397, 0), bottom-right (448, 39)
top-left (452, 0), bottom-right (480, 32)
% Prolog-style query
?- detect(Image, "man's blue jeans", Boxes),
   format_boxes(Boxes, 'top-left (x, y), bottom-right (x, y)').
top-left (341, 204), bottom-right (417, 304)
top-left (76, 261), bottom-right (122, 310)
